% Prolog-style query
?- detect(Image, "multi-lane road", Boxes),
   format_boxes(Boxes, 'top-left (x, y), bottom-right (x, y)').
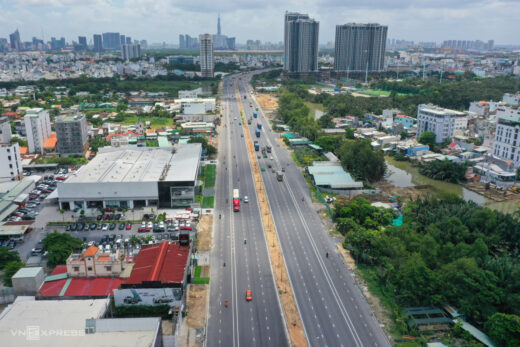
top-left (207, 72), bottom-right (391, 347)
top-left (206, 77), bottom-right (288, 347)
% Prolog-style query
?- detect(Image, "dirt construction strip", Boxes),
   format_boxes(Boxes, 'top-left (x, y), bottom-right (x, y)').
top-left (236, 82), bottom-right (308, 347)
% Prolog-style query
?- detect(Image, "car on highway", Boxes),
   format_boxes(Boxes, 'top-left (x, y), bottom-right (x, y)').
top-left (243, 196), bottom-right (249, 203)
top-left (245, 290), bottom-right (252, 301)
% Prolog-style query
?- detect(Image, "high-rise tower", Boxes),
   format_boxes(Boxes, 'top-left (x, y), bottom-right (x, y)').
top-left (334, 23), bottom-right (387, 73)
top-left (283, 12), bottom-right (319, 74)
top-left (217, 14), bottom-right (221, 35)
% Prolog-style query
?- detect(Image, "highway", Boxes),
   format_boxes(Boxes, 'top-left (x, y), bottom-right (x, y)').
top-left (237, 72), bottom-right (391, 347)
top-left (206, 76), bottom-right (288, 347)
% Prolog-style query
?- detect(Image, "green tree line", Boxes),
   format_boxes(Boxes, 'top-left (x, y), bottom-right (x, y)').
top-left (338, 195), bottom-right (520, 342)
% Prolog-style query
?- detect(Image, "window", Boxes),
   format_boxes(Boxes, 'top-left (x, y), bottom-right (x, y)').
top-left (87, 266), bottom-right (92, 271)
top-left (73, 266), bottom-right (80, 272)
top-left (105, 266), bottom-right (112, 271)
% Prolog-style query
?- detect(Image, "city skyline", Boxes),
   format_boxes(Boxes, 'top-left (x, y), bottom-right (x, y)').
top-left (0, 1), bottom-right (519, 45)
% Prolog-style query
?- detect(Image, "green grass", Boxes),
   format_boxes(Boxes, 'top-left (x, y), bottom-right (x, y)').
top-left (202, 196), bottom-right (214, 208)
top-left (193, 265), bottom-right (210, 284)
top-left (357, 89), bottom-right (408, 97)
top-left (116, 115), bottom-right (174, 129)
top-left (204, 165), bottom-right (216, 188)
top-left (195, 195), bottom-right (203, 204)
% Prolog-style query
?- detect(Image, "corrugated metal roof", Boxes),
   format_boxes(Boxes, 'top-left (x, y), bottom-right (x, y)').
top-left (308, 164), bottom-right (363, 189)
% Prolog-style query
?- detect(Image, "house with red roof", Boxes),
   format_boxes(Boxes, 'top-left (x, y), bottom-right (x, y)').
top-left (122, 241), bottom-right (191, 290)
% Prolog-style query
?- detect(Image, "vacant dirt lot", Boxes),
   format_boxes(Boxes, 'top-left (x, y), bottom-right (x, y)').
top-left (197, 215), bottom-right (213, 252)
top-left (186, 284), bottom-right (208, 329)
top-left (255, 93), bottom-right (278, 112)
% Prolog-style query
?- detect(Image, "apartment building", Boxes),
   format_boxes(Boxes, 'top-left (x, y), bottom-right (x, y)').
top-left (24, 108), bottom-right (51, 154)
top-left (284, 12), bottom-right (319, 74)
top-left (55, 113), bottom-right (89, 156)
top-left (493, 114), bottom-right (520, 167)
top-left (199, 34), bottom-right (214, 78)
top-left (416, 104), bottom-right (468, 143)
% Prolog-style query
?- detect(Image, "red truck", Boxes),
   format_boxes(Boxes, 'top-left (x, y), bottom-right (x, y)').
top-left (233, 189), bottom-right (240, 212)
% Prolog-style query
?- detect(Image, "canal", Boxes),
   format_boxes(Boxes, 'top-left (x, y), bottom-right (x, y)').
top-left (385, 157), bottom-right (520, 214)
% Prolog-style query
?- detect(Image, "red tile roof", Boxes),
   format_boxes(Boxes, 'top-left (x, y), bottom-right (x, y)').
top-left (38, 265), bottom-right (124, 298)
top-left (126, 241), bottom-right (190, 285)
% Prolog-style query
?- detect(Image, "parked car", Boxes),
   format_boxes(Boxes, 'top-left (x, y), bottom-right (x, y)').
top-left (90, 223), bottom-right (97, 230)
top-left (125, 222), bottom-right (132, 230)
top-left (102, 224), bottom-right (109, 231)
top-left (124, 296), bottom-right (140, 304)
top-left (119, 223), bottom-right (125, 230)
top-left (109, 223), bottom-right (116, 230)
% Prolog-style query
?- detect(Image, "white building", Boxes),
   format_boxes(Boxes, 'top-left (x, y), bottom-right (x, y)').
top-left (121, 43), bottom-right (141, 60)
top-left (67, 245), bottom-right (127, 277)
top-left (469, 101), bottom-right (491, 116)
top-left (493, 115), bottom-right (520, 167)
top-left (57, 144), bottom-right (202, 210)
top-left (0, 117), bottom-right (22, 182)
top-left (0, 297), bottom-right (162, 347)
top-left (416, 104), bottom-right (468, 143)
top-left (502, 93), bottom-right (520, 106)
top-left (23, 108), bottom-right (51, 154)
top-left (495, 103), bottom-right (520, 118)
top-left (178, 88), bottom-right (203, 99)
top-left (181, 98), bottom-right (216, 114)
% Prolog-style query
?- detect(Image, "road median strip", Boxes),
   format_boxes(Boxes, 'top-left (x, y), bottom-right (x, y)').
top-left (235, 81), bottom-right (308, 347)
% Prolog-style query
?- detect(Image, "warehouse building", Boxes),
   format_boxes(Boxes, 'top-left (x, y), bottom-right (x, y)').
top-left (56, 144), bottom-right (202, 210)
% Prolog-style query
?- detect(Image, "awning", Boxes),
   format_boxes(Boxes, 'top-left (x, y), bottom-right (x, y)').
top-left (14, 193), bottom-right (28, 204)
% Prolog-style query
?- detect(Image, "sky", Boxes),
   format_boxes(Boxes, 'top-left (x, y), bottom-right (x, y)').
top-left (0, 0), bottom-right (519, 46)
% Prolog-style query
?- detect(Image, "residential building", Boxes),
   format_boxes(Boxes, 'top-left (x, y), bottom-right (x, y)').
top-left (9, 29), bottom-right (21, 51)
top-left (55, 113), bottom-right (89, 157)
top-left (416, 104), bottom-right (468, 143)
top-left (394, 115), bottom-right (414, 130)
top-left (284, 12), bottom-right (319, 74)
top-left (199, 34), bottom-right (214, 78)
top-left (93, 34), bottom-right (103, 52)
top-left (495, 104), bottom-right (520, 118)
top-left (121, 43), bottom-right (141, 60)
top-left (102, 32), bottom-right (121, 50)
top-left (502, 93), bottom-right (520, 106)
top-left (0, 118), bottom-right (22, 181)
top-left (334, 23), bottom-right (387, 73)
top-left (23, 108), bottom-right (52, 154)
top-left (469, 101), bottom-right (491, 116)
top-left (77, 36), bottom-right (87, 50)
top-left (493, 115), bottom-right (520, 167)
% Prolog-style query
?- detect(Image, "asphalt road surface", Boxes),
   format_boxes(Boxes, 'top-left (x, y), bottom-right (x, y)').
top-left (206, 76), bottom-right (288, 347)
top-left (237, 72), bottom-right (391, 347)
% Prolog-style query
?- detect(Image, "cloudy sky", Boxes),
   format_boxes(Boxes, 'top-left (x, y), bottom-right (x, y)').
top-left (1, 0), bottom-right (519, 45)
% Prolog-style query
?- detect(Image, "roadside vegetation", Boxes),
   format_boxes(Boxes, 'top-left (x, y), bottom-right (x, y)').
top-left (336, 195), bottom-right (520, 344)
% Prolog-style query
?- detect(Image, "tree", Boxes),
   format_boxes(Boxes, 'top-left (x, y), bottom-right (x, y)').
top-left (337, 140), bottom-right (386, 182)
top-left (485, 313), bottom-right (520, 347)
top-left (0, 247), bottom-right (21, 270)
top-left (89, 137), bottom-right (109, 152)
top-left (3, 261), bottom-right (25, 286)
top-left (345, 128), bottom-right (355, 139)
top-left (418, 131), bottom-right (436, 149)
top-left (418, 160), bottom-right (467, 183)
top-left (42, 232), bottom-right (84, 268)
top-left (60, 208), bottom-right (65, 222)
